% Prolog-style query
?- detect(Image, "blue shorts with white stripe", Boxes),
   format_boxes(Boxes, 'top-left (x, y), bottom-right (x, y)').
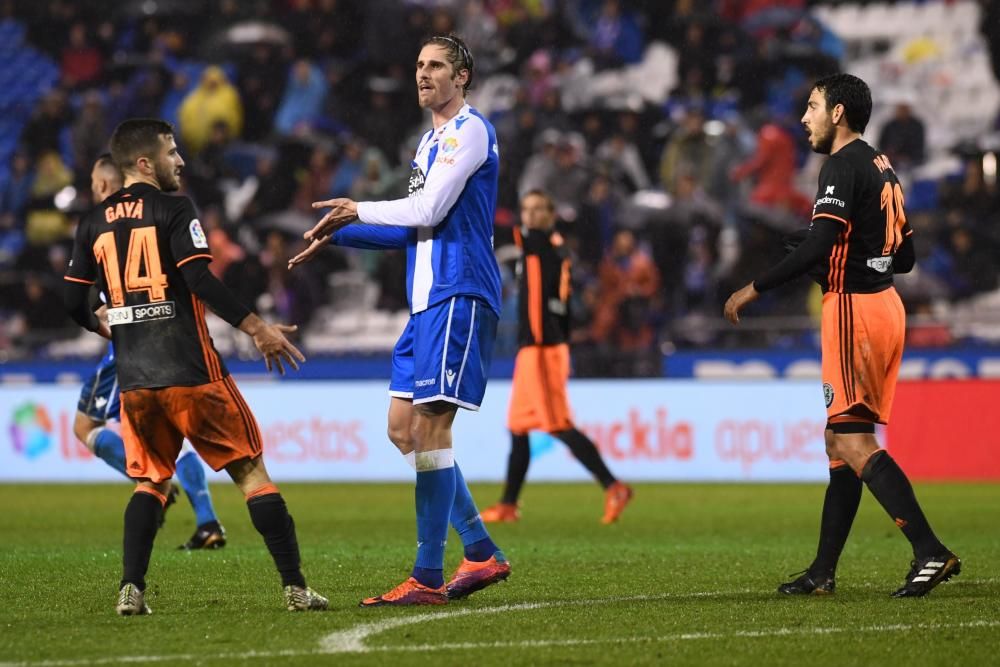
top-left (77, 347), bottom-right (121, 422)
top-left (389, 296), bottom-right (497, 411)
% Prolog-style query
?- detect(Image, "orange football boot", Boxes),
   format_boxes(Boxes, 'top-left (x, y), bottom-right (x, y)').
top-left (479, 502), bottom-right (520, 523)
top-left (601, 482), bottom-right (634, 524)
top-left (446, 551), bottom-right (512, 599)
top-left (359, 577), bottom-right (448, 607)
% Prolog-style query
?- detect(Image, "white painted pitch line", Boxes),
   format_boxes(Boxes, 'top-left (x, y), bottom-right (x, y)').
top-left (1, 584), bottom-right (996, 667)
top-left (4, 619), bottom-right (998, 666)
top-left (318, 590), bottom-right (751, 653)
top-left (0, 591), bottom-right (743, 667)
top-left (320, 577), bottom-right (1000, 654)
top-left (372, 619), bottom-right (1000, 654)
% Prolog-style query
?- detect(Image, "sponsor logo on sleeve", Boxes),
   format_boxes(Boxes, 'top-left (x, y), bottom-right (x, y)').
top-left (435, 137), bottom-right (459, 165)
top-left (826, 185), bottom-right (835, 194)
top-left (189, 219), bottom-right (208, 248)
top-left (866, 256), bottom-right (894, 273)
top-left (408, 166), bottom-right (426, 196)
top-left (815, 195), bottom-right (846, 208)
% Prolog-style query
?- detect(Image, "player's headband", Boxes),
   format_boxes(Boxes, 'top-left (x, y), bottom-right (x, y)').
top-left (435, 36), bottom-right (473, 72)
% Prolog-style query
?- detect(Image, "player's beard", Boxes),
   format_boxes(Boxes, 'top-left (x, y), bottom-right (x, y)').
top-left (155, 160), bottom-right (180, 192)
top-left (810, 120), bottom-right (835, 155)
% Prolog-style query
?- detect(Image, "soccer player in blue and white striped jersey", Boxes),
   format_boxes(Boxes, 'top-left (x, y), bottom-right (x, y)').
top-left (289, 34), bottom-right (510, 606)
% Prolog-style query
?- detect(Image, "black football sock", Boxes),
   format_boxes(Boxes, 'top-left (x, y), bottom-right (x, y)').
top-left (121, 491), bottom-right (163, 590)
top-left (555, 428), bottom-right (616, 489)
top-left (247, 493), bottom-right (306, 588)
top-left (861, 450), bottom-right (947, 559)
top-left (809, 464), bottom-right (862, 576)
top-left (500, 433), bottom-right (531, 505)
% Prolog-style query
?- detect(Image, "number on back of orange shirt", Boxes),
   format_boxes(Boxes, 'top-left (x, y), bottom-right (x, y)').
top-left (93, 227), bottom-right (169, 307)
top-left (880, 181), bottom-right (906, 255)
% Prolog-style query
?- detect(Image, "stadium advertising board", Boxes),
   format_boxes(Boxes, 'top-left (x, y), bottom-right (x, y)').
top-left (2, 380), bottom-right (996, 482)
top-left (4, 349), bottom-right (1000, 383)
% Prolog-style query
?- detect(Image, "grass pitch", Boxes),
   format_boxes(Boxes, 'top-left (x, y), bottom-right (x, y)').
top-left (0, 481), bottom-right (997, 666)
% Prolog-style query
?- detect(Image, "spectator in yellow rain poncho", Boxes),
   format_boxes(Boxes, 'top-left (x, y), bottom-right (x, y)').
top-left (178, 65), bottom-right (243, 154)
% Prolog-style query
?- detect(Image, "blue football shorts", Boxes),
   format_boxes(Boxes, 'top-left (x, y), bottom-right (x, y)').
top-left (77, 348), bottom-right (121, 422)
top-left (389, 295), bottom-right (498, 411)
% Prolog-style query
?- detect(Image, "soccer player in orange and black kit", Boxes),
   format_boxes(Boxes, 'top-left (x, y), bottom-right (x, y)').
top-left (725, 74), bottom-right (959, 597)
top-left (480, 190), bottom-right (633, 525)
top-left (64, 119), bottom-right (328, 615)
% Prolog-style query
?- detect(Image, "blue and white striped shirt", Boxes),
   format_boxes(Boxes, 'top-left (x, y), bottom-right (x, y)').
top-left (334, 104), bottom-right (502, 316)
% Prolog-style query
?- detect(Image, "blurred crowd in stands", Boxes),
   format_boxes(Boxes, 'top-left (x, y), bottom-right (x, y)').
top-left (1, 0), bottom-right (998, 372)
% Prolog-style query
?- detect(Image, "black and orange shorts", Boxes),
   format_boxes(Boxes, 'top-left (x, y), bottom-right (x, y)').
top-left (120, 376), bottom-right (263, 483)
top-left (821, 287), bottom-right (905, 425)
top-left (507, 343), bottom-right (574, 434)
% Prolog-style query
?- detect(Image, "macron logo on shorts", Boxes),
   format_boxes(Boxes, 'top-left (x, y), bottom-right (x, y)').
top-left (445, 369), bottom-right (456, 387)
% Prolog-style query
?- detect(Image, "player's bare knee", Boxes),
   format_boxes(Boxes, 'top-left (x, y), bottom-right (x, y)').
top-left (225, 455), bottom-right (272, 493)
top-left (409, 421), bottom-right (449, 453)
top-left (73, 412), bottom-right (100, 450)
top-left (829, 422), bottom-right (879, 469)
top-left (387, 423), bottom-right (411, 451)
top-left (823, 428), bottom-right (838, 460)
top-left (135, 479), bottom-right (172, 500)
top-left (408, 422), bottom-right (435, 453)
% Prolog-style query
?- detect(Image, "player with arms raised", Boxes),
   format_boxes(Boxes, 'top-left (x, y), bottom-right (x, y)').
top-left (289, 35), bottom-right (510, 606)
top-left (64, 119), bottom-right (327, 614)
top-left (724, 74), bottom-right (959, 597)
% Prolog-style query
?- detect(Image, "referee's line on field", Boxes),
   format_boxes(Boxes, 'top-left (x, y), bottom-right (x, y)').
top-left (1, 584), bottom-right (997, 666)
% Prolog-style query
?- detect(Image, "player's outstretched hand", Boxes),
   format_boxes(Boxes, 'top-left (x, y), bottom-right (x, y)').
top-left (240, 314), bottom-right (306, 375)
top-left (254, 323), bottom-right (306, 375)
top-left (288, 235), bottom-right (329, 270)
top-left (724, 282), bottom-right (759, 325)
top-left (306, 198), bottom-right (359, 242)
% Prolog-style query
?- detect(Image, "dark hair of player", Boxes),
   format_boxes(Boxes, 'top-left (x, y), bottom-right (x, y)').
top-left (109, 118), bottom-right (175, 174)
top-left (812, 73), bottom-right (873, 134)
top-left (94, 152), bottom-right (115, 169)
top-left (422, 34), bottom-right (475, 94)
top-left (522, 189), bottom-right (555, 211)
